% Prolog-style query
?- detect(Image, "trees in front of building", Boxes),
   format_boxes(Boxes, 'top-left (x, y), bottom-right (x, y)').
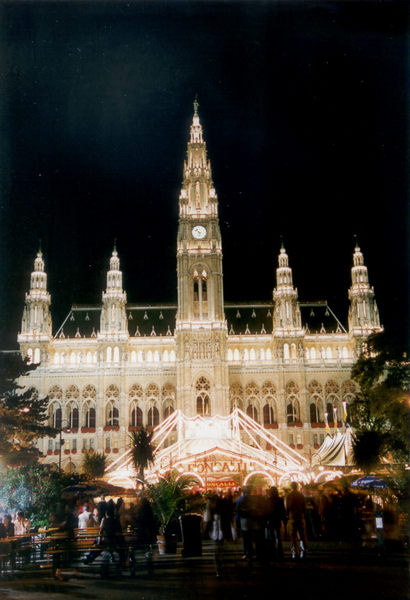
top-left (0, 352), bottom-right (57, 465)
top-left (82, 451), bottom-right (107, 480)
top-left (350, 334), bottom-right (410, 473)
top-left (129, 427), bottom-right (155, 484)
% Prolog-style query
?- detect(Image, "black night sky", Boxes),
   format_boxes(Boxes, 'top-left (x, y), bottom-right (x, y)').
top-left (0, 1), bottom-right (408, 351)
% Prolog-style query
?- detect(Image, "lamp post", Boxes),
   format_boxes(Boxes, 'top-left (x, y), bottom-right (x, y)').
top-left (58, 420), bottom-right (70, 472)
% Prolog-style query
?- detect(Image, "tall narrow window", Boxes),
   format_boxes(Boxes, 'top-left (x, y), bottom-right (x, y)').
top-left (195, 376), bottom-right (211, 416)
top-left (263, 404), bottom-right (274, 425)
top-left (310, 403), bottom-right (319, 424)
top-left (52, 406), bottom-right (62, 429)
top-left (131, 406), bottom-right (143, 427)
top-left (246, 404), bottom-right (258, 422)
top-left (148, 406), bottom-right (159, 427)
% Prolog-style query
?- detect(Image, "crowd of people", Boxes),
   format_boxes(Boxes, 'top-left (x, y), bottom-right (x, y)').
top-left (0, 481), bottom-right (402, 579)
top-left (0, 511), bottom-right (31, 538)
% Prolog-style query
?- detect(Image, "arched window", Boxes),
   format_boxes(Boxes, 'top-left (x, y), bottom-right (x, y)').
top-left (246, 404), bottom-right (258, 422)
top-left (263, 404), bottom-right (275, 425)
top-left (266, 348), bottom-right (272, 361)
top-left (105, 385), bottom-right (120, 426)
top-left (195, 376), bottom-right (211, 416)
top-left (310, 402), bottom-right (320, 424)
top-left (53, 352), bottom-right (59, 365)
top-left (131, 350), bottom-right (137, 363)
top-left (229, 382), bottom-right (243, 411)
top-left (287, 400), bottom-right (300, 423)
top-left (113, 346), bottom-right (120, 363)
top-left (147, 406), bottom-right (159, 427)
top-left (86, 351), bottom-right (92, 364)
top-left (259, 348), bottom-right (265, 360)
top-left (52, 404), bottom-right (62, 429)
top-left (326, 402), bottom-right (334, 424)
top-left (84, 405), bottom-right (96, 428)
top-left (164, 405), bottom-right (174, 419)
top-left (193, 269), bottom-right (208, 319)
top-left (283, 343), bottom-right (290, 360)
top-left (27, 348), bottom-right (33, 364)
top-left (233, 348), bottom-right (240, 361)
top-left (130, 405), bottom-right (143, 427)
top-left (326, 346), bottom-right (332, 359)
top-left (48, 385), bottom-right (63, 428)
top-left (310, 347), bottom-right (317, 360)
top-left (106, 346), bottom-right (112, 363)
top-left (34, 348), bottom-right (41, 364)
top-left (67, 403), bottom-right (79, 429)
top-left (170, 350), bottom-right (176, 362)
top-left (163, 350), bottom-right (169, 362)
top-left (342, 346), bottom-right (349, 359)
top-left (250, 348), bottom-right (256, 361)
top-left (227, 349), bottom-right (233, 361)
top-left (106, 402), bottom-right (119, 427)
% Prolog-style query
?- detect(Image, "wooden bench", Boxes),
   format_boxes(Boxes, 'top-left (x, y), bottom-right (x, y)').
top-left (72, 527), bottom-right (100, 557)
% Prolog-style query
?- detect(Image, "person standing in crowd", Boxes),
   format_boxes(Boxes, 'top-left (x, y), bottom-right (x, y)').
top-left (97, 495), bottom-right (108, 523)
top-left (286, 482), bottom-right (307, 560)
top-left (265, 487), bottom-right (286, 560)
top-left (209, 492), bottom-right (233, 577)
top-left (234, 486), bottom-right (255, 560)
top-left (78, 504), bottom-right (91, 529)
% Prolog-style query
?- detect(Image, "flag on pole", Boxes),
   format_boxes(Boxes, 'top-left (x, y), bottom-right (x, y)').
top-left (342, 401), bottom-right (348, 423)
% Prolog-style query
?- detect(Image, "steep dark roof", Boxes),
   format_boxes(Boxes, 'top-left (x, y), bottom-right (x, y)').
top-left (54, 301), bottom-right (345, 339)
top-left (225, 301), bottom-right (346, 336)
top-left (54, 304), bottom-right (177, 339)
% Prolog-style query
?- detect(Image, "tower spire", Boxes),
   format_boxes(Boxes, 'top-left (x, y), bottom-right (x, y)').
top-left (18, 248), bottom-right (52, 360)
top-left (348, 241), bottom-right (382, 339)
top-left (100, 245), bottom-right (128, 338)
top-left (179, 102), bottom-right (217, 218)
top-left (272, 243), bottom-right (302, 334)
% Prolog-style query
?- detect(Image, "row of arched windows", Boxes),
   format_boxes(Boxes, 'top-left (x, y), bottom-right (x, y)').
top-left (51, 348), bottom-right (177, 366)
top-left (49, 401), bottom-right (174, 430)
top-left (227, 346), bottom-right (351, 362)
top-left (230, 379), bottom-right (357, 426)
top-left (48, 383), bottom-right (176, 429)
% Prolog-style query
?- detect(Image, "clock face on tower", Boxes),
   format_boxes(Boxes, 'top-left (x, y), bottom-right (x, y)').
top-left (192, 225), bottom-right (207, 239)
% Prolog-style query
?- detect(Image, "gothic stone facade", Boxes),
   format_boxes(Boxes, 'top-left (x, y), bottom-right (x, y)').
top-left (18, 104), bottom-right (382, 471)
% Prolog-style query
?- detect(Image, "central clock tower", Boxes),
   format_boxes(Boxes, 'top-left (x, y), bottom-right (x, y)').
top-left (176, 100), bottom-right (229, 417)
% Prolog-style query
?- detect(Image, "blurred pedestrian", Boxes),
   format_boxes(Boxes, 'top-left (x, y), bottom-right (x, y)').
top-left (286, 482), bottom-right (307, 559)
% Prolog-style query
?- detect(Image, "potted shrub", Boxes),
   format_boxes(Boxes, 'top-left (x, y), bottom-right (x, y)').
top-left (147, 471), bottom-right (194, 554)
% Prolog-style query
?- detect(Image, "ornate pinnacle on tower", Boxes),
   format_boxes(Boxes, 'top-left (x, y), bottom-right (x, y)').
top-left (193, 94), bottom-right (199, 116)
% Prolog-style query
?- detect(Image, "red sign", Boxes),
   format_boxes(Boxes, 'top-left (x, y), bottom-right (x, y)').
top-left (206, 480), bottom-right (238, 489)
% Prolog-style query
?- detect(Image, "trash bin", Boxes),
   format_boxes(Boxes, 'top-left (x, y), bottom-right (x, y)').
top-left (179, 514), bottom-right (202, 557)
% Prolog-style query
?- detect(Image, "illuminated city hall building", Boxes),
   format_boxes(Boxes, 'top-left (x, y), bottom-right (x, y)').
top-left (17, 103), bottom-right (382, 486)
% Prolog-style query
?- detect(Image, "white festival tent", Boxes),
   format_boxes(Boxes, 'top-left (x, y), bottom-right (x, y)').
top-left (105, 408), bottom-right (311, 489)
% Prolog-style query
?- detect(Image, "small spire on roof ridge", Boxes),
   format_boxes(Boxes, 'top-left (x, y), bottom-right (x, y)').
top-left (113, 237), bottom-right (117, 255)
top-left (193, 94), bottom-right (199, 116)
top-left (353, 233), bottom-right (360, 251)
top-left (279, 235), bottom-right (286, 253)
top-left (38, 238), bottom-right (42, 255)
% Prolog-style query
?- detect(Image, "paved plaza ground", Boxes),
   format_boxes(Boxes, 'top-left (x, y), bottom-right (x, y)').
top-left (0, 541), bottom-right (408, 600)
